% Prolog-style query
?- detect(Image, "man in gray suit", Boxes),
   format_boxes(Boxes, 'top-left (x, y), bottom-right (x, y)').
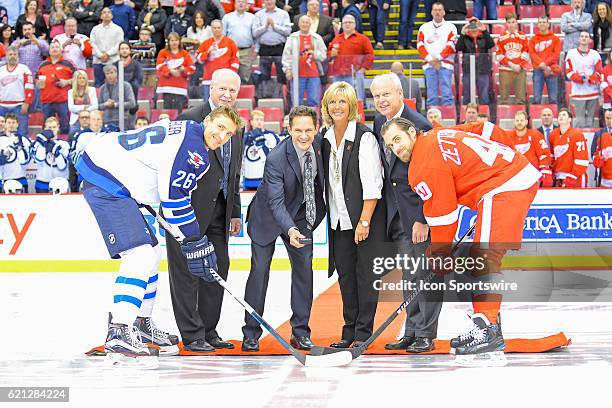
top-left (241, 106), bottom-right (326, 352)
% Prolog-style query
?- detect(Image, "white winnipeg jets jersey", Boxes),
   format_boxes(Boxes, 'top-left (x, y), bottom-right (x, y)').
top-left (75, 120), bottom-right (211, 238)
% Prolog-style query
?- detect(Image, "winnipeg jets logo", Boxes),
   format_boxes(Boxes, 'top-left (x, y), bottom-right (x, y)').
top-left (188, 151), bottom-right (206, 168)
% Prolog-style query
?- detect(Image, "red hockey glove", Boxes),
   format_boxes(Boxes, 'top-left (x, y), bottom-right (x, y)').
top-left (540, 169), bottom-right (554, 187)
top-left (570, 73), bottom-right (584, 83)
top-left (593, 154), bottom-right (605, 168)
top-left (589, 73), bottom-right (600, 84)
top-left (562, 175), bottom-right (582, 188)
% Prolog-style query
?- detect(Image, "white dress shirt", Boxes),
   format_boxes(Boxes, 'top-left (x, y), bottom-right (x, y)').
top-left (324, 121), bottom-right (383, 231)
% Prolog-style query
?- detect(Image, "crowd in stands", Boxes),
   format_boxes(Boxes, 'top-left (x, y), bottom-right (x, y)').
top-left (0, 0), bottom-right (610, 190)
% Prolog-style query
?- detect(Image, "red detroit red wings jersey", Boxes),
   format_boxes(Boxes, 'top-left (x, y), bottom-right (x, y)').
top-left (408, 128), bottom-right (541, 243)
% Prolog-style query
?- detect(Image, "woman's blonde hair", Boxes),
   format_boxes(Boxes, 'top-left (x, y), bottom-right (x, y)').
top-left (71, 70), bottom-right (90, 100)
top-left (320, 81), bottom-right (360, 126)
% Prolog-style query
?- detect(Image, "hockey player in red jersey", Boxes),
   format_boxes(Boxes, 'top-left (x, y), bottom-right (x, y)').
top-left (549, 108), bottom-right (589, 187)
top-left (381, 118), bottom-right (540, 365)
top-left (593, 130), bottom-right (612, 187)
top-left (508, 110), bottom-right (553, 187)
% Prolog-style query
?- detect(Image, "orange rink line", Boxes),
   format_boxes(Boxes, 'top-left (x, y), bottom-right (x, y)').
top-left (87, 282), bottom-right (570, 357)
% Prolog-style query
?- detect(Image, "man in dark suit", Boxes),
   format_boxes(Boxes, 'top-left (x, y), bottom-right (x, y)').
top-left (537, 107), bottom-right (558, 145)
top-left (371, 73), bottom-right (442, 353)
top-left (292, 0), bottom-right (335, 46)
top-left (277, 0), bottom-right (302, 21)
top-left (241, 106), bottom-right (326, 352)
top-left (165, 69), bottom-right (244, 352)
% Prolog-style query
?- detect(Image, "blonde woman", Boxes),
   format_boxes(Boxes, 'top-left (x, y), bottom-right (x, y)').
top-left (320, 81), bottom-right (385, 349)
top-left (68, 70), bottom-right (98, 136)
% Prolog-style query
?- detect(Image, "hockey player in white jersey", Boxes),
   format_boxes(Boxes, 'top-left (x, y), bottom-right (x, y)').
top-left (32, 118), bottom-right (71, 192)
top-left (74, 106), bottom-right (245, 366)
top-left (0, 113), bottom-right (32, 192)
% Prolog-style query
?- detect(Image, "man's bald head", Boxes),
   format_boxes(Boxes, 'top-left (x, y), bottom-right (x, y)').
top-left (390, 61), bottom-right (404, 75)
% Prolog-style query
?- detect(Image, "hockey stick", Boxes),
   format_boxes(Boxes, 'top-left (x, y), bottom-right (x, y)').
top-left (310, 224), bottom-right (477, 358)
top-left (144, 205), bottom-right (352, 367)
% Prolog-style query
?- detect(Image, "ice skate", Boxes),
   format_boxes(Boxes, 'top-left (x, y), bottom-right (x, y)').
top-left (104, 322), bottom-right (159, 369)
top-left (453, 313), bottom-right (507, 367)
top-left (135, 316), bottom-right (180, 356)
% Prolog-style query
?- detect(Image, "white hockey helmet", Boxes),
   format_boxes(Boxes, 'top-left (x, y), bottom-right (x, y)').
top-left (3, 179), bottom-right (24, 194)
top-left (49, 177), bottom-right (70, 194)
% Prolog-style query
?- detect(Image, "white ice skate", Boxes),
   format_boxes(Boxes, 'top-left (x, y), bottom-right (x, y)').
top-left (104, 323), bottom-right (159, 370)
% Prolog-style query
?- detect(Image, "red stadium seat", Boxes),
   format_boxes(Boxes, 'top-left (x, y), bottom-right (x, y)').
top-left (151, 109), bottom-right (178, 122)
top-left (256, 107), bottom-right (283, 125)
top-left (529, 104), bottom-right (558, 127)
top-left (430, 105), bottom-right (457, 121)
top-left (403, 98), bottom-right (417, 111)
top-left (519, 5), bottom-right (545, 18)
top-left (459, 104), bottom-right (490, 122)
top-left (85, 67), bottom-right (94, 81)
top-left (29, 112), bottom-right (45, 126)
top-left (357, 100), bottom-right (365, 124)
top-left (497, 105), bottom-right (524, 119)
top-left (138, 87), bottom-right (155, 101)
top-left (548, 5), bottom-right (571, 18)
top-left (497, 5), bottom-right (516, 18)
top-left (492, 24), bottom-right (506, 35)
top-left (238, 85), bottom-right (256, 100)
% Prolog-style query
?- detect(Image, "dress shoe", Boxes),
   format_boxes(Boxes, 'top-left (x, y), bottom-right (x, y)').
top-left (290, 336), bottom-right (314, 350)
top-left (385, 335), bottom-right (415, 350)
top-left (352, 341), bottom-right (368, 349)
top-left (184, 339), bottom-right (215, 352)
top-left (207, 335), bottom-right (235, 349)
top-left (329, 339), bottom-right (353, 348)
top-left (406, 337), bottom-right (435, 353)
top-left (242, 338), bottom-right (259, 352)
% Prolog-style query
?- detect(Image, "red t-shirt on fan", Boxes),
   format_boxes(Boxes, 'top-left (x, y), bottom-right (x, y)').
top-left (299, 35), bottom-right (319, 78)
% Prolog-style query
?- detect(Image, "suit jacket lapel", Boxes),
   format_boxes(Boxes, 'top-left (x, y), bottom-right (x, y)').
top-left (314, 138), bottom-right (324, 188)
top-left (287, 139), bottom-right (303, 185)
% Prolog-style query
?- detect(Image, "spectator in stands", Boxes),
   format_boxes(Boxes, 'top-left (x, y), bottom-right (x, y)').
top-left (165, 0), bottom-right (192, 37)
top-left (98, 64), bottom-right (136, 127)
top-left (473, 0), bottom-right (495, 22)
top-left (497, 13), bottom-right (529, 105)
top-left (53, 18), bottom-right (93, 71)
top-left (193, 0), bottom-right (225, 24)
top-left (197, 19), bottom-right (239, 100)
top-left (156, 32), bottom-right (194, 113)
top-left (49, 0), bottom-right (69, 39)
top-left (91, 8), bottom-right (124, 88)
top-left (390, 61), bottom-right (423, 112)
top-left (561, 0), bottom-right (593, 52)
top-left (279, 113), bottom-right (290, 138)
top-left (368, 0), bottom-right (390, 50)
top-left (591, 108), bottom-right (612, 155)
top-left (1, 23), bottom-right (12, 50)
top-left (437, 0), bottom-right (467, 23)
top-left (456, 17), bottom-right (494, 105)
top-left (278, 0), bottom-right (301, 21)
top-left (11, 21), bottom-right (48, 83)
top-left (119, 41), bottom-right (144, 122)
top-left (223, 0), bottom-right (256, 84)
top-left (0, 0), bottom-right (25, 27)
top-left (68, 106), bottom-right (90, 138)
top-left (188, 10), bottom-right (213, 44)
top-left (37, 41), bottom-right (76, 135)
top-left (529, 16), bottom-right (562, 106)
top-left (602, 52), bottom-right (612, 108)
top-left (328, 14), bottom-right (373, 101)
top-left (283, 15), bottom-right (326, 107)
top-left (566, 31), bottom-right (602, 128)
top-left (293, 0), bottom-right (335, 47)
top-left (15, 0), bottom-right (48, 40)
top-left (68, 69), bottom-right (98, 135)
top-left (32, 117), bottom-right (70, 192)
top-left (593, 2), bottom-right (612, 54)
top-left (242, 109), bottom-right (280, 189)
top-left (426, 107), bottom-right (442, 126)
top-left (464, 102), bottom-right (478, 123)
top-left (549, 108), bottom-right (589, 187)
top-left (72, 0), bottom-right (103, 36)
top-left (253, 0), bottom-right (292, 85)
top-left (537, 107), bottom-right (558, 144)
top-left (0, 47), bottom-right (32, 136)
top-left (111, 0), bottom-right (136, 40)
top-left (137, 0), bottom-right (168, 55)
top-left (131, 27), bottom-right (157, 60)
top-left (417, 2), bottom-right (457, 108)
top-left (398, 0), bottom-right (419, 50)
top-left (340, 0), bottom-right (362, 33)
top-left (134, 115), bottom-right (149, 129)
top-left (159, 0), bottom-right (175, 16)
top-left (510, 110), bottom-right (554, 187)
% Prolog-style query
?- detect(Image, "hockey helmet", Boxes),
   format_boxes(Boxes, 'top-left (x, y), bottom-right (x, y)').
top-left (49, 177), bottom-right (70, 194)
top-left (3, 179), bottom-right (24, 194)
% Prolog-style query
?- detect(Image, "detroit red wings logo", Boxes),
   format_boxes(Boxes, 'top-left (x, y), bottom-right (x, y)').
top-left (534, 40), bottom-right (553, 53)
top-left (209, 46), bottom-right (229, 61)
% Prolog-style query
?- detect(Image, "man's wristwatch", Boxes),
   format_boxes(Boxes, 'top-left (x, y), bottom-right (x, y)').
top-left (359, 220), bottom-right (370, 228)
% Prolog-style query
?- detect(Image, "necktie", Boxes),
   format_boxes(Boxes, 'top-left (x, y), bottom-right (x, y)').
top-left (303, 151), bottom-right (316, 229)
top-left (221, 139), bottom-right (231, 198)
top-left (544, 128), bottom-right (550, 144)
top-left (383, 144), bottom-right (393, 165)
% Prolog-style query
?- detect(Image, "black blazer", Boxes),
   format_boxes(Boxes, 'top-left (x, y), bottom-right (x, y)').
top-left (374, 104), bottom-right (431, 235)
top-left (292, 13), bottom-right (335, 46)
top-left (177, 102), bottom-right (243, 236)
top-left (247, 136), bottom-right (326, 246)
top-left (14, 14), bottom-right (49, 39)
top-left (276, 0), bottom-right (302, 20)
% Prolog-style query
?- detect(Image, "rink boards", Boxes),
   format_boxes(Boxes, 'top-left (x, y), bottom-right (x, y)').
top-left (0, 189), bottom-right (610, 272)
